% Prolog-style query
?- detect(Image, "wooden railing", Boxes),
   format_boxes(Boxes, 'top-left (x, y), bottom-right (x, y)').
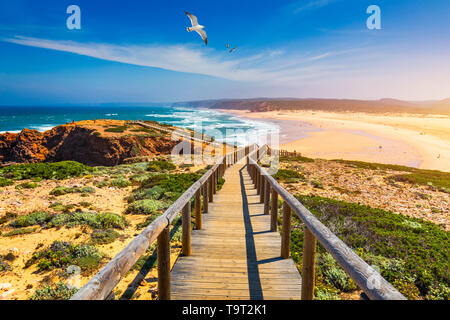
top-left (247, 146), bottom-right (406, 300)
top-left (71, 144), bottom-right (257, 300)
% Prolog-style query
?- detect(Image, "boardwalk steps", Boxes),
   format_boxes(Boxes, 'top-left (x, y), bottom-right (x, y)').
top-left (170, 162), bottom-right (302, 300)
top-left (72, 145), bottom-right (405, 300)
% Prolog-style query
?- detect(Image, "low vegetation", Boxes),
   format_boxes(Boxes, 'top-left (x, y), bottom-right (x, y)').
top-left (280, 155), bottom-right (315, 163)
top-left (0, 255), bottom-right (13, 272)
top-left (9, 211), bottom-right (127, 230)
top-left (50, 186), bottom-right (96, 196)
top-left (0, 161), bottom-right (93, 180)
top-left (289, 195), bottom-right (449, 300)
top-left (104, 125), bottom-right (129, 133)
top-left (147, 160), bottom-right (176, 172)
top-left (273, 169), bottom-right (305, 181)
top-left (108, 176), bottom-right (132, 188)
top-left (15, 182), bottom-right (39, 189)
top-left (125, 199), bottom-right (161, 215)
top-left (333, 159), bottom-right (450, 193)
top-left (30, 282), bottom-right (78, 300)
top-left (90, 229), bottom-right (120, 245)
top-left (25, 240), bottom-right (104, 272)
top-left (2, 226), bottom-right (38, 237)
top-left (0, 177), bottom-right (14, 187)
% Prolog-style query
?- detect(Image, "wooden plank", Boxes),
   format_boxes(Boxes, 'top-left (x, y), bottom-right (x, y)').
top-left (170, 163), bottom-right (302, 300)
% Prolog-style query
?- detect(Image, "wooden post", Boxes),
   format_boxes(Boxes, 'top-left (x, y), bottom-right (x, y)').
top-left (270, 189), bottom-right (278, 231)
top-left (182, 202), bottom-right (191, 256)
top-left (157, 226), bottom-right (170, 300)
top-left (301, 228), bottom-right (317, 300)
top-left (203, 182), bottom-right (208, 213)
top-left (255, 170), bottom-right (260, 193)
top-left (264, 179), bottom-right (270, 214)
top-left (281, 202), bottom-right (291, 259)
top-left (209, 175), bottom-right (214, 202)
top-left (213, 170), bottom-right (217, 194)
top-left (195, 189), bottom-right (201, 230)
top-left (260, 174), bottom-right (265, 203)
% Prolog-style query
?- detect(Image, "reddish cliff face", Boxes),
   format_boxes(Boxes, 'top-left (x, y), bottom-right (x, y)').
top-left (0, 123), bottom-right (178, 166)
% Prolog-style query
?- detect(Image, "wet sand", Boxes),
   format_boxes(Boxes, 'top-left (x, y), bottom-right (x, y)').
top-left (219, 109), bottom-right (450, 172)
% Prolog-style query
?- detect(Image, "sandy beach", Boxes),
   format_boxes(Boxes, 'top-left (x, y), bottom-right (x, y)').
top-left (221, 110), bottom-right (450, 172)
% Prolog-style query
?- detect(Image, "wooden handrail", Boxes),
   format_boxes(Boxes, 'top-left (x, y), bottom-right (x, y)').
top-left (71, 144), bottom-right (256, 300)
top-left (247, 148), bottom-right (406, 300)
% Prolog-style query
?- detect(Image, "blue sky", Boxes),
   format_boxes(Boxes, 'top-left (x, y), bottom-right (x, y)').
top-left (0, 0), bottom-right (449, 104)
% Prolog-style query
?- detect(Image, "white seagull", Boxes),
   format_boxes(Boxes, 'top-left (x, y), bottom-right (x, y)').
top-left (185, 11), bottom-right (207, 45)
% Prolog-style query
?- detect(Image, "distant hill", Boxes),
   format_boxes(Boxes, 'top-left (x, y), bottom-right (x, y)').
top-left (175, 98), bottom-right (450, 115)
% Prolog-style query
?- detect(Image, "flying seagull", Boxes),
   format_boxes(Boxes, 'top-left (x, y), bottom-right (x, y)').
top-left (185, 11), bottom-right (207, 45)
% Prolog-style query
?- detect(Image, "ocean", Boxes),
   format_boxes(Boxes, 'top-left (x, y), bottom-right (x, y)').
top-left (0, 105), bottom-right (280, 146)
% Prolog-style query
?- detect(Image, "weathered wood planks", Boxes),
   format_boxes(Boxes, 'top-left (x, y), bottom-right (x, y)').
top-left (171, 163), bottom-right (302, 300)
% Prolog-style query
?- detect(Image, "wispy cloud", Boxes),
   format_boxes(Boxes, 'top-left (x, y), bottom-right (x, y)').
top-left (290, 0), bottom-right (337, 14)
top-left (3, 35), bottom-right (348, 84)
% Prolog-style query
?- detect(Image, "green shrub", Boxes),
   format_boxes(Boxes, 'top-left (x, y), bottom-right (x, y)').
top-left (217, 177), bottom-right (226, 190)
top-left (133, 185), bottom-right (164, 201)
top-left (15, 182), bottom-right (39, 189)
top-left (2, 227), bottom-right (38, 237)
top-left (109, 177), bottom-right (132, 188)
top-left (125, 199), bottom-right (161, 215)
top-left (0, 161), bottom-right (93, 180)
top-left (314, 286), bottom-right (340, 300)
top-left (50, 211), bottom-right (127, 230)
top-left (10, 211), bottom-right (52, 228)
top-left (90, 229), bottom-right (120, 245)
top-left (317, 252), bottom-right (356, 292)
top-left (30, 282), bottom-right (78, 300)
top-left (97, 212), bottom-right (128, 229)
top-left (25, 241), bottom-right (103, 271)
top-left (425, 283), bottom-right (450, 300)
top-left (129, 173), bottom-right (152, 184)
top-left (273, 169), bottom-right (305, 181)
top-left (0, 177), bottom-right (14, 187)
top-left (147, 160), bottom-right (176, 172)
top-left (140, 172), bottom-right (203, 201)
top-left (49, 186), bottom-right (96, 196)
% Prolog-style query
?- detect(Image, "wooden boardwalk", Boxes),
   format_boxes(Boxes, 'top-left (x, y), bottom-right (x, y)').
top-left (171, 162), bottom-right (302, 300)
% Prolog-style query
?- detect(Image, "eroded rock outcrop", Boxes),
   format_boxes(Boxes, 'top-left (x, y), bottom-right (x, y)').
top-left (0, 122), bottom-right (178, 166)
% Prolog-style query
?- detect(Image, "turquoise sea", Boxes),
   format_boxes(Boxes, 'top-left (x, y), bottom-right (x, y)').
top-left (0, 105), bottom-right (281, 146)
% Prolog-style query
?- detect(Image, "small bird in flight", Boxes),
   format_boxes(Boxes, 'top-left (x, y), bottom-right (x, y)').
top-left (185, 11), bottom-right (207, 45)
top-left (226, 44), bottom-right (237, 53)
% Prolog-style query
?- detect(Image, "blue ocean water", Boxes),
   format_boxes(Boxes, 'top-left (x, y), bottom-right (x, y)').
top-left (0, 105), bottom-right (279, 146)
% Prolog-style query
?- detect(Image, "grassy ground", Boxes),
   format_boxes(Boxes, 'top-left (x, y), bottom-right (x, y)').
top-left (0, 157), bottom-right (210, 300)
top-left (271, 155), bottom-right (449, 300)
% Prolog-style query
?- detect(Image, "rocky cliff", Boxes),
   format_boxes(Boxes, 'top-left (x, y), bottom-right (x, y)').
top-left (0, 122), bottom-right (178, 166)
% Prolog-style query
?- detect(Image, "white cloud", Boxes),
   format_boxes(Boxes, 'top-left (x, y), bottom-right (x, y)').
top-left (3, 35), bottom-right (343, 84)
top-left (292, 0), bottom-right (333, 14)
